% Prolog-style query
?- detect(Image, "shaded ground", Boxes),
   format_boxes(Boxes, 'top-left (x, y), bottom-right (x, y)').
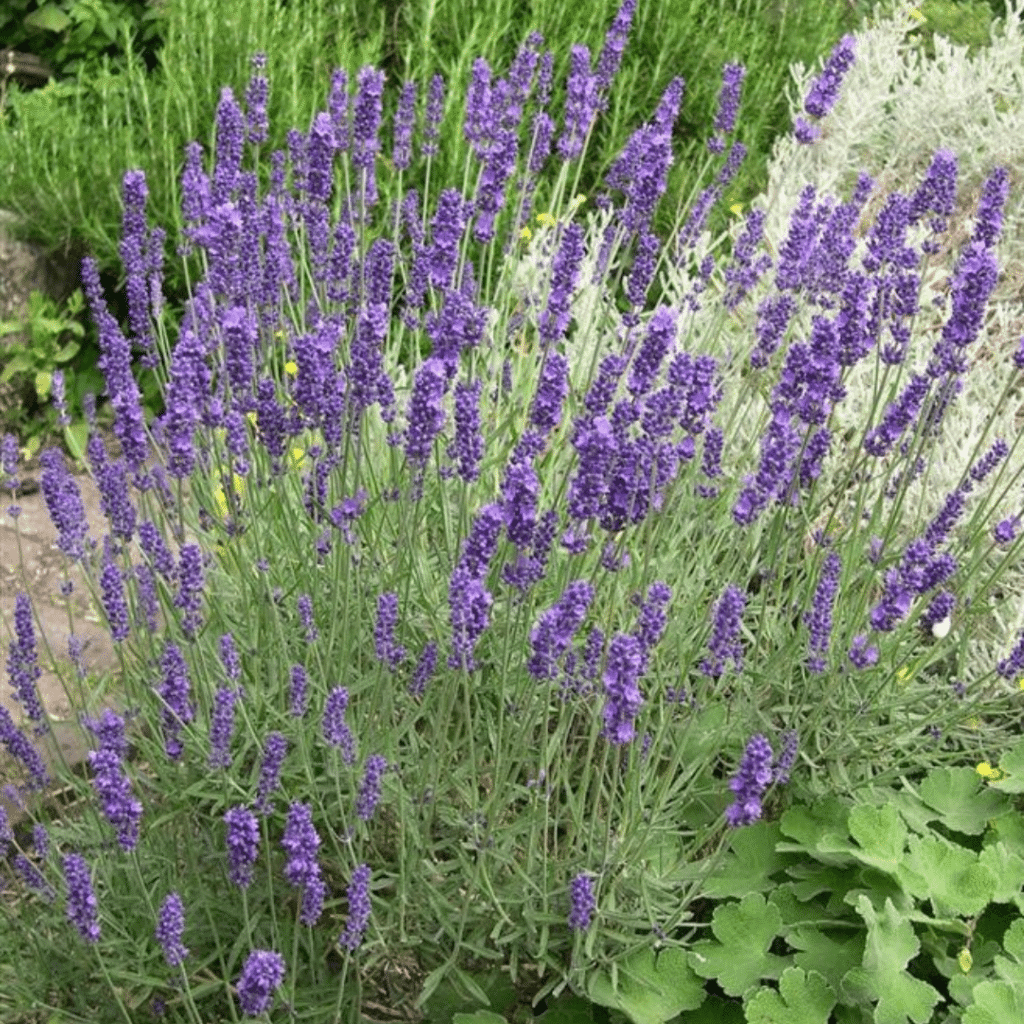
top-left (1, 462), bottom-right (121, 824)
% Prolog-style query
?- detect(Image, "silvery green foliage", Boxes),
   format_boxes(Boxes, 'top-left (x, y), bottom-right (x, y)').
top-left (733, 0), bottom-right (1024, 680)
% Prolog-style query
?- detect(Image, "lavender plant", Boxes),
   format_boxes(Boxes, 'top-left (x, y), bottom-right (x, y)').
top-left (2, 2), bottom-right (1024, 1020)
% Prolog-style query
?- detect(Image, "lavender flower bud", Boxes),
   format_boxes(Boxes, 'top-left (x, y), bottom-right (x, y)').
top-left (356, 755), bottom-right (387, 821)
top-left (209, 686), bottom-right (242, 768)
top-left (568, 873), bottom-right (596, 931)
top-left (236, 949), bottom-right (286, 1017)
top-left (339, 864), bottom-right (372, 951)
top-left (156, 892), bottom-right (188, 967)
top-left (602, 633), bottom-right (644, 744)
top-left (374, 593), bottom-right (407, 670)
top-left (803, 35), bottom-right (855, 120)
top-left (702, 585), bottom-right (746, 677)
top-left (254, 732), bottom-right (287, 813)
top-left (158, 643), bottom-right (195, 760)
top-left (322, 687), bottom-right (356, 764)
top-left (8, 593), bottom-right (45, 727)
top-left (726, 734), bottom-right (774, 826)
top-left (224, 805), bottom-right (260, 888)
top-left (63, 853), bottom-right (100, 943)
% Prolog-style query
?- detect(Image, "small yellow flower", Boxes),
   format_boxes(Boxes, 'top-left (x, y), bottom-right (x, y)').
top-left (976, 761), bottom-right (1002, 780)
top-left (909, 8), bottom-right (927, 23)
top-left (569, 194), bottom-right (587, 211)
top-left (536, 212), bottom-right (556, 229)
top-left (519, 226), bottom-right (532, 241)
top-left (730, 202), bottom-right (744, 216)
top-left (214, 473), bottom-right (245, 518)
top-left (246, 411), bottom-right (258, 427)
top-left (957, 948), bottom-right (973, 973)
top-left (289, 447), bottom-right (306, 471)
top-left (284, 360), bottom-right (298, 376)
top-left (1018, 678), bottom-right (1024, 691)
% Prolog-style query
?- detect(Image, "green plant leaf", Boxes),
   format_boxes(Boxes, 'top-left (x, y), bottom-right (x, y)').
top-left (918, 768), bottom-right (1012, 835)
top-left (900, 835), bottom-right (995, 917)
top-left (453, 1012), bottom-right (507, 1024)
top-left (787, 927), bottom-right (865, 994)
top-left (990, 740), bottom-right (1024, 794)
top-left (778, 799), bottom-right (853, 865)
top-left (962, 980), bottom-right (1024, 1024)
top-left (705, 822), bottom-right (789, 898)
top-left (744, 967), bottom-right (835, 1024)
top-left (842, 896), bottom-right (941, 1024)
top-left (978, 842), bottom-right (1024, 904)
top-left (534, 994), bottom-right (596, 1024)
top-left (23, 3), bottom-right (71, 33)
top-left (993, 917), bottom-right (1024, 988)
top-left (34, 370), bottom-right (52, 400)
top-left (846, 804), bottom-right (907, 874)
top-left (587, 947), bottom-right (705, 1024)
top-left (677, 994), bottom-right (745, 1023)
top-left (688, 893), bottom-right (787, 997)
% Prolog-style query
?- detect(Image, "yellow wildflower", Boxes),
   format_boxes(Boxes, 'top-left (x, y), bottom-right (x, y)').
top-left (730, 203), bottom-right (744, 216)
top-left (284, 360), bottom-right (298, 376)
top-left (975, 761), bottom-right (1002, 780)
top-left (569, 194), bottom-right (587, 211)
top-left (909, 8), bottom-right (926, 23)
top-left (957, 948), bottom-right (973, 973)
top-left (536, 212), bottom-right (556, 229)
top-left (520, 226), bottom-right (532, 241)
top-left (214, 473), bottom-right (245, 518)
top-left (289, 447), bottom-right (306, 471)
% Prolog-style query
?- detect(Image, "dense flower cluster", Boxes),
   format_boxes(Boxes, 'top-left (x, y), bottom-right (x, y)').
top-left (236, 949), bottom-right (286, 1017)
top-left (726, 734), bottom-right (774, 826)
top-left (156, 892), bottom-right (189, 967)
top-left (567, 873), bottom-right (596, 931)
top-left (339, 863), bottom-right (373, 951)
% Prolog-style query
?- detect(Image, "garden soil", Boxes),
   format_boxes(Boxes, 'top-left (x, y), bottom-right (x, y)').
top-left (1, 463), bottom-right (121, 825)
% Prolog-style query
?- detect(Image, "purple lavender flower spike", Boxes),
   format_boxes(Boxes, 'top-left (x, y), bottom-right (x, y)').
top-left (404, 357), bottom-right (448, 471)
top-left (530, 352), bottom-right (570, 434)
top-left (63, 853), bottom-right (100, 943)
top-left (158, 643), bottom-right (195, 760)
top-left (804, 552), bottom-right (841, 672)
top-left (119, 170), bottom-right (156, 362)
top-left (568, 415), bottom-right (617, 522)
top-left (709, 62), bottom-right (746, 153)
top-left (863, 374), bottom-right (931, 457)
top-left (255, 731), bottom-right (287, 813)
top-left (219, 633), bottom-right (242, 681)
top-left (568, 873), bottom-right (596, 931)
top-left (88, 436), bottom-right (137, 542)
top-left (803, 35), bottom-right (855, 120)
top-left (450, 379), bottom-right (484, 483)
top-left (212, 87), bottom-right (245, 203)
top-left (448, 571), bottom-right (494, 673)
top-left (393, 80), bottom-right (417, 170)
top-left (996, 630), bottom-right (1024, 681)
top-left (89, 745), bottom-right (142, 851)
top-left (282, 801), bottom-right (326, 925)
top-left (633, 581), bottom-right (672, 665)
top-left (910, 149), bottom-right (958, 231)
top-left (339, 864), bottom-right (372, 951)
top-left (156, 892), bottom-right (188, 968)
top-left (352, 66), bottom-right (385, 208)
top-left (209, 686), bottom-right (241, 768)
top-left (994, 515), bottom-right (1020, 546)
top-left (236, 950), bottom-right (286, 1017)
top-left (628, 306), bottom-right (678, 400)
top-left (409, 642), bottom-right (438, 699)
top-left (702, 584), bottom-right (746, 677)
top-left (244, 54), bottom-right (269, 144)
top-left (2, 432), bottom-right (18, 492)
top-left (0, 705), bottom-right (49, 788)
top-left (39, 448), bottom-right (88, 560)
top-left (726, 734), bottom-right (774, 826)
top-left (501, 461), bottom-right (540, 549)
top-left (594, 0), bottom-right (636, 103)
top-left (539, 223), bottom-right (585, 346)
top-left (288, 665), bottom-right (309, 718)
top-left (99, 559), bottom-right (130, 643)
top-left (174, 543), bottom-right (204, 640)
top-left (8, 593), bottom-right (45, 728)
top-left (374, 593), bottom-right (407, 670)
top-left (422, 74), bottom-right (445, 158)
top-left (528, 581), bottom-right (595, 681)
top-left (356, 755), bottom-right (388, 821)
top-left (558, 45), bottom-right (598, 161)
top-left (320, 683), bottom-right (352, 746)
top-left (848, 634), bottom-right (879, 669)
top-left (602, 633), bottom-right (645, 744)
top-left (224, 805), bottom-right (260, 889)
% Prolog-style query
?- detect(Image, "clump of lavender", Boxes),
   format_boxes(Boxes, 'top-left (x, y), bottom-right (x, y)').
top-left (567, 873), bottom-right (596, 931)
top-left (339, 864), bottom-right (372, 951)
top-left (725, 734), bottom-right (775, 827)
top-left (236, 949), bottom-right (286, 1017)
top-left (156, 892), bottom-right (189, 967)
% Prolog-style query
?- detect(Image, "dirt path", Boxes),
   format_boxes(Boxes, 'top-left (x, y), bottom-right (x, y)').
top-left (1, 463), bottom-right (120, 823)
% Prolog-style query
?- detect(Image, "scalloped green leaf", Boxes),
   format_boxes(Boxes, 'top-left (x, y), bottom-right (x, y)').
top-left (453, 1013), bottom-right (507, 1024)
top-left (787, 926), bottom-right (865, 994)
top-left (677, 993), bottom-right (745, 1024)
top-left (918, 768), bottom-right (1012, 835)
top-left (587, 947), bottom-right (705, 1024)
top-left (688, 893), bottom-right (786, 997)
top-left (842, 896), bottom-right (941, 1024)
top-left (705, 821), bottom-right (789, 898)
top-left (993, 917), bottom-right (1024, 988)
top-left (847, 804), bottom-right (907, 874)
top-left (901, 835), bottom-right (995, 917)
top-left (978, 842), bottom-right (1024, 904)
top-left (535, 994), bottom-right (596, 1024)
top-left (962, 980), bottom-right (1024, 1024)
top-left (744, 967), bottom-right (835, 1024)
